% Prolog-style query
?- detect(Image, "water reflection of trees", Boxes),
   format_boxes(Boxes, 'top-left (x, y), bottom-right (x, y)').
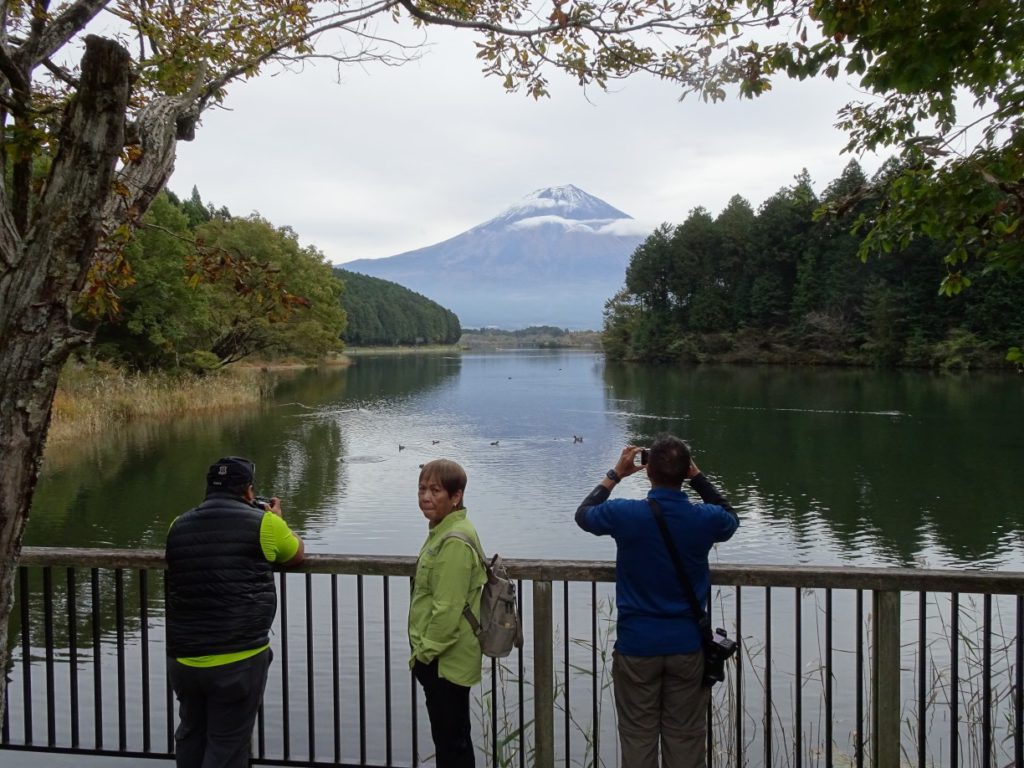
top-left (31, 400), bottom-right (344, 549)
top-left (603, 363), bottom-right (1024, 566)
top-left (332, 354), bottom-right (461, 402)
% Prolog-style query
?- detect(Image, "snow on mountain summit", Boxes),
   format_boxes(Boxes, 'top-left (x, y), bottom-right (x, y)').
top-left (476, 184), bottom-right (632, 232)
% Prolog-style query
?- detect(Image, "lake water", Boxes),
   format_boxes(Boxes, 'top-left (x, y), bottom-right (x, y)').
top-left (28, 351), bottom-right (1024, 570)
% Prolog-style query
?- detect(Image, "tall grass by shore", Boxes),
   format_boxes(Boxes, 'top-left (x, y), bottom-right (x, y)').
top-left (48, 363), bottom-right (269, 443)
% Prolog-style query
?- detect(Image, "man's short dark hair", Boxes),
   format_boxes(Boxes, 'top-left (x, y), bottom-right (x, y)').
top-left (646, 434), bottom-right (691, 487)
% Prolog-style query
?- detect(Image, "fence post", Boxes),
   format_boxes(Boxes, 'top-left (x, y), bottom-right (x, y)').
top-left (533, 580), bottom-right (554, 768)
top-left (872, 589), bottom-right (900, 767)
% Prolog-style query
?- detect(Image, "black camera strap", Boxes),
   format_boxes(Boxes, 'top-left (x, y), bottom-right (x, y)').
top-left (648, 499), bottom-right (713, 645)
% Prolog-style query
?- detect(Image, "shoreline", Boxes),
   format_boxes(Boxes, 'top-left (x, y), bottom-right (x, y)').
top-left (46, 358), bottom-right (351, 444)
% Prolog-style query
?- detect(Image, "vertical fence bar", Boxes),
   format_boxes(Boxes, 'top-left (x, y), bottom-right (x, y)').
top-left (91, 567), bottom-right (102, 749)
top-left (825, 588), bottom-right (832, 768)
top-left (563, 581), bottom-right (570, 768)
top-left (357, 573), bottom-right (366, 766)
top-left (410, 577), bottom-right (418, 768)
top-left (43, 566), bottom-right (55, 747)
top-left (490, 655), bottom-right (498, 768)
top-left (164, 574), bottom-right (174, 755)
top-left (872, 589), bottom-right (900, 768)
top-left (735, 585), bottom-right (743, 768)
top-left (764, 586), bottom-right (772, 767)
top-left (384, 576), bottom-right (393, 767)
top-left (331, 574), bottom-right (341, 765)
top-left (68, 568), bottom-right (80, 749)
top-left (982, 593), bottom-right (992, 768)
top-left (280, 571), bottom-right (290, 760)
top-left (533, 580), bottom-right (554, 768)
top-left (139, 569), bottom-right (151, 754)
top-left (591, 581), bottom-right (599, 766)
top-left (918, 592), bottom-right (926, 768)
top-left (19, 566), bottom-right (32, 744)
top-left (950, 592), bottom-right (959, 768)
top-left (706, 590), bottom-right (712, 767)
top-left (1016, 595), bottom-right (1022, 768)
top-left (794, 587), bottom-right (801, 768)
top-left (410, 669), bottom-right (419, 768)
top-left (115, 568), bottom-right (126, 751)
top-left (856, 590), bottom-right (864, 768)
top-left (2, 664), bottom-right (8, 744)
top-left (306, 573), bottom-right (315, 763)
top-left (518, 579), bottom-right (525, 768)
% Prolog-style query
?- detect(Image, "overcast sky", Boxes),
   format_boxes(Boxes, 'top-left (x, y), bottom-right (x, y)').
top-left (170, 26), bottom-right (883, 265)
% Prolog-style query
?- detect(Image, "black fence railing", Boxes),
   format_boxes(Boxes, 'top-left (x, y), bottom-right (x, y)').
top-left (3, 548), bottom-right (1024, 767)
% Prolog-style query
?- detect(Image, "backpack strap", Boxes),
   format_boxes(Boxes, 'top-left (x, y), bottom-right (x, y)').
top-left (648, 499), bottom-right (714, 646)
top-left (440, 530), bottom-right (489, 637)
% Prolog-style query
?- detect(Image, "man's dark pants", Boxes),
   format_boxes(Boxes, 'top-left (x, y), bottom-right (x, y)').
top-left (168, 648), bottom-right (273, 768)
top-left (413, 659), bottom-right (475, 768)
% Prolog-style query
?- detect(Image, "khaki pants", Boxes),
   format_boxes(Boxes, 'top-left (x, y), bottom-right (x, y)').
top-left (612, 650), bottom-right (709, 768)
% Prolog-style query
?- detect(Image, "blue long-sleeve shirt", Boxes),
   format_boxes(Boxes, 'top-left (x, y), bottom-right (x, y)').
top-left (576, 475), bottom-right (738, 655)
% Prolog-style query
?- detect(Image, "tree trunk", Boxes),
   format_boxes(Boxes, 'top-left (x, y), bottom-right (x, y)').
top-left (0, 35), bottom-right (132, 723)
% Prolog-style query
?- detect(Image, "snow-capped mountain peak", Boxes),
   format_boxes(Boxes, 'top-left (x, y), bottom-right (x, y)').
top-left (475, 185), bottom-right (632, 231)
top-left (341, 184), bottom-right (649, 329)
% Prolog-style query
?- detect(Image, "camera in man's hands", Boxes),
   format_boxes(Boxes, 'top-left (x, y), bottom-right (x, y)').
top-left (255, 495), bottom-right (274, 511)
top-left (702, 627), bottom-right (738, 687)
top-left (633, 449), bottom-right (649, 467)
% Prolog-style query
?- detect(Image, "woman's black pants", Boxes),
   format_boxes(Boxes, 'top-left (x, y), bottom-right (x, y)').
top-left (412, 659), bottom-right (475, 768)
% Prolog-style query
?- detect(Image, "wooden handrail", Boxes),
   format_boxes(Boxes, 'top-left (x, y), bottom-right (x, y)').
top-left (17, 546), bottom-right (1024, 594)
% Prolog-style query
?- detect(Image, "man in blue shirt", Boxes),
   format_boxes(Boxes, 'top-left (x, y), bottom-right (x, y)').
top-left (575, 435), bottom-right (738, 768)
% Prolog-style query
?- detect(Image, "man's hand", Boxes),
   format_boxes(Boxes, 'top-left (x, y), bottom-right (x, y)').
top-left (687, 460), bottom-right (701, 480)
top-left (612, 445), bottom-right (646, 482)
top-left (270, 497), bottom-right (283, 517)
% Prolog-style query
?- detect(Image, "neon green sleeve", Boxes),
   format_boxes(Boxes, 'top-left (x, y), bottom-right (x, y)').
top-left (259, 511), bottom-right (301, 563)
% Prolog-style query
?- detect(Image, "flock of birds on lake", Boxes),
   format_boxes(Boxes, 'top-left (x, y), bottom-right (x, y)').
top-left (402, 434), bottom-right (583, 453)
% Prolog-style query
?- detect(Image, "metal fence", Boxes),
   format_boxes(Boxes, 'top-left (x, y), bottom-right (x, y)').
top-left (3, 547), bottom-right (1024, 767)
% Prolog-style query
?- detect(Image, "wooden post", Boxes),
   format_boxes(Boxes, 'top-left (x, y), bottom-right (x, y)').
top-left (872, 589), bottom-right (900, 767)
top-left (533, 580), bottom-right (554, 768)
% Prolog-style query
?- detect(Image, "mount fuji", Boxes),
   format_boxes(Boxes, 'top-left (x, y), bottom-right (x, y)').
top-left (340, 185), bottom-right (650, 330)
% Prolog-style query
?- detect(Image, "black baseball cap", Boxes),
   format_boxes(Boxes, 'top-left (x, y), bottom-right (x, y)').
top-left (206, 456), bottom-right (255, 489)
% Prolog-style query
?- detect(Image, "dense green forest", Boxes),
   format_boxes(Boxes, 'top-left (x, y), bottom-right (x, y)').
top-left (337, 270), bottom-right (461, 346)
top-left (76, 189), bottom-right (465, 368)
top-left (80, 188), bottom-right (348, 369)
top-left (604, 161), bottom-right (1024, 370)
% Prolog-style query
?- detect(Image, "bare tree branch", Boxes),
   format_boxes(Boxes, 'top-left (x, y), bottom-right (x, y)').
top-left (41, 56), bottom-right (79, 87)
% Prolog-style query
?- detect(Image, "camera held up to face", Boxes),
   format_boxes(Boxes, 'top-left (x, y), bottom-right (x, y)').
top-left (633, 448), bottom-right (649, 467)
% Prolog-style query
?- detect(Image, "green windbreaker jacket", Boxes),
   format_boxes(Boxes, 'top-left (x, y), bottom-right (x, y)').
top-left (408, 509), bottom-right (487, 687)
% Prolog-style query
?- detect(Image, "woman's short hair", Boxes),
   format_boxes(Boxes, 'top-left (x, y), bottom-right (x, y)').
top-left (646, 434), bottom-right (691, 487)
top-left (418, 459), bottom-right (468, 509)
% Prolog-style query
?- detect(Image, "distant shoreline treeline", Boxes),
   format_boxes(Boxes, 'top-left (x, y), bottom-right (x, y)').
top-left (604, 161), bottom-right (1024, 370)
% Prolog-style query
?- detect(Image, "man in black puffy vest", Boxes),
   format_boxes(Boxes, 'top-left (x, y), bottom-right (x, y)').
top-left (166, 456), bottom-right (305, 768)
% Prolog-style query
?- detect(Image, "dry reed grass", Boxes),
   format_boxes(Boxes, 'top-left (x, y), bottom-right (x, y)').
top-left (48, 362), bottom-right (268, 443)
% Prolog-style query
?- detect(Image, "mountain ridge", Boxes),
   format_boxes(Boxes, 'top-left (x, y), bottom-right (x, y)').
top-left (341, 185), bottom-right (648, 330)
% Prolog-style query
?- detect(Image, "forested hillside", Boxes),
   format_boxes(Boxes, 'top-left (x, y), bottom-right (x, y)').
top-left (604, 161), bottom-right (1024, 370)
top-left (337, 270), bottom-right (461, 346)
top-left (82, 189), bottom-right (347, 369)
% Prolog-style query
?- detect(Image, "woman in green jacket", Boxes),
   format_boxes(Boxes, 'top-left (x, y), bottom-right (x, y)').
top-left (409, 459), bottom-right (487, 768)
